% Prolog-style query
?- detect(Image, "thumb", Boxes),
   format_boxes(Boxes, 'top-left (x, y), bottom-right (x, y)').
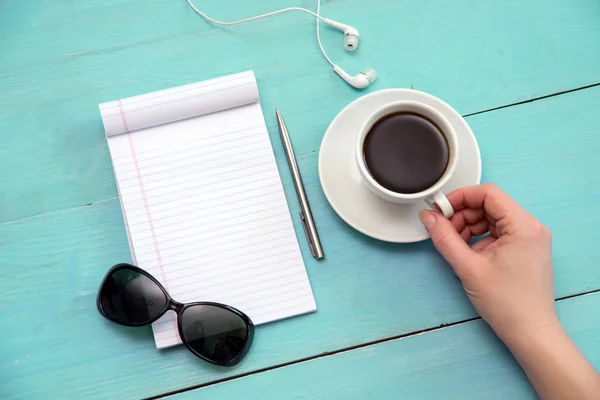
top-left (419, 210), bottom-right (475, 274)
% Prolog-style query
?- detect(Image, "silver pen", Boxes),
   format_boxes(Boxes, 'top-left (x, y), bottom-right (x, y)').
top-left (276, 109), bottom-right (325, 260)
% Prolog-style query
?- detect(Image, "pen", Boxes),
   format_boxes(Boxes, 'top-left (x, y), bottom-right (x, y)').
top-left (276, 109), bottom-right (325, 260)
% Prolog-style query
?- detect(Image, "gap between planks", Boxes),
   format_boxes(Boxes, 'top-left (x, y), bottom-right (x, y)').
top-left (145, 288), bottom-right (600, 400)
top-left (463, 82), bottom-right (600, 118)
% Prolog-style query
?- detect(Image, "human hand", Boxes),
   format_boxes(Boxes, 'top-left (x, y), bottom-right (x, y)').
top-left (419, 183), bottom-right (556, 342)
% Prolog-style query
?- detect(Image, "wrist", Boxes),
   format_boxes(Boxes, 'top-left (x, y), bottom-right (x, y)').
top-left (493, 313), bottom-right (564, 353)
top-left (492, 313), bottom-right (600, 400)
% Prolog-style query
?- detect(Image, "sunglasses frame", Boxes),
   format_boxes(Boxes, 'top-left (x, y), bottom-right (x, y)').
top-left (97, 263), bottom-right (255, 366)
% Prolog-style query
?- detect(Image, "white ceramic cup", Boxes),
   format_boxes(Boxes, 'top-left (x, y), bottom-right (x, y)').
top-left (355, 100), bottom-right (459, 218)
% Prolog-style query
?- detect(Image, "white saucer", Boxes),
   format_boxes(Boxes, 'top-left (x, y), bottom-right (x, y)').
top-left (318, 89), bottom-right (482, 243)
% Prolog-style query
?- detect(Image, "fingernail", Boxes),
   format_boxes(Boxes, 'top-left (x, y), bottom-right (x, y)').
top-left (419, 210), bottom-right (436, 229)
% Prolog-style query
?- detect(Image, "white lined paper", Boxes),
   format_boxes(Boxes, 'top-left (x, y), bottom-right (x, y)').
top-left (99, 71), bottom-right (316, 349)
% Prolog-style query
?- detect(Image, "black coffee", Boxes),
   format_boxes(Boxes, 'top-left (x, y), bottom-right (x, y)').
top-left (363, 112), bottom-right (449, 194)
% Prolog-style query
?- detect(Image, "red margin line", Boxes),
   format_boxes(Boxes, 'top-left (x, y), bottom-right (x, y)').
top-left (117, 99), bottom-right (181, 343)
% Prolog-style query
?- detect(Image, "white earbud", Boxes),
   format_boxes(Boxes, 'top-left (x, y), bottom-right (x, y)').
top-left (185, 0), bottom-right (377, 89)
top-left (333, 66), bottom-right (377, 89)
top-left (323, 19), bottom-right (359, 52)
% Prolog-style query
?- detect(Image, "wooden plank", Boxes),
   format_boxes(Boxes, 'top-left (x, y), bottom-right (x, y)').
top-left (169, 292), bottom-right (600, 400)
top-left (1, 0), bottom-right (600, 221)
top-left (1, 85), bottom-right (600, 399)
top-left (0, 197), bottom-right (474, 400)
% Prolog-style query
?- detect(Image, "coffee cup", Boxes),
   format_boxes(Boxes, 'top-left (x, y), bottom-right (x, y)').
top-left (355, 100), bottom-right (459, 218)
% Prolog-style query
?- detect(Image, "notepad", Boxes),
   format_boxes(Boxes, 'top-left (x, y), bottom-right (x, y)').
top-left (99, 71), bottom-right (317, 349)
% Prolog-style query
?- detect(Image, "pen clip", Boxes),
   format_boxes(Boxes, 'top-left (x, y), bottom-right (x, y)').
top-left (300, 211), bottom-right (317, 258)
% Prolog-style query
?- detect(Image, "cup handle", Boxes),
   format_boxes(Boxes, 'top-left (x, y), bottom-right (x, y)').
top-left (425, 191), bottom-right (454, 218)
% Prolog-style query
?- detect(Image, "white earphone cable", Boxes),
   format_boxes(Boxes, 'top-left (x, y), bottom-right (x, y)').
top-left (186, 0), bottom-right (334, 67)
top-left (315, 0), bottom-right (334, 67)
top-left (186, 0), bottom-right (324, 25)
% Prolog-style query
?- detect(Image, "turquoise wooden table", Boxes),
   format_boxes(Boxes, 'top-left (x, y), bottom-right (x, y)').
top-left (2, 1), bottom-right (600, 399)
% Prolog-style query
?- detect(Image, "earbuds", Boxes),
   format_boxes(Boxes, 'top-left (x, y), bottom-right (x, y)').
top-left (185, 0), bottom-right (376, 90)
top-left (322, 18), bottom-right (376, 89)
top-left (323, 18), bottom-right (375, 89)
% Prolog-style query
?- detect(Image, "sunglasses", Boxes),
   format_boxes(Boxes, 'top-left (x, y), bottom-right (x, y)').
top-left (96, 263), bottom-right (254, 366)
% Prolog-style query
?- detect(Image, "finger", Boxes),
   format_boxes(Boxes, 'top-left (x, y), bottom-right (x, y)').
top-left (420, 210), bottom-right (477, 276)
top-left (459, 219), bottom-right (490, 243)
top-left (469, 219), bottom-right (490, 236)
top-left (450, 208), bottom-right (485, 232)
top-left (447, 183), bottom-right (527, 223)
top-left (489, 220), bottom-right (499, 238)
top-left (459, 227), bottom-right (471, 243)
top-left (471, 235), bottom-right (496, 252)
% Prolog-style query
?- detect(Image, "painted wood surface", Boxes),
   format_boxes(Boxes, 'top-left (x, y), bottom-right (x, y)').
top-left (1, 0), bottom-right (600, 399)
top-left (170, 292), bottom-right (600, 400)
top-left (1, 85), bottom-right (600, 399)
top-left (1, 0), bottom-right (600, 222)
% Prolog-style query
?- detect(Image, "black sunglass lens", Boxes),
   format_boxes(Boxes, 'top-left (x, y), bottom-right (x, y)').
top-left (180, 305), bottom-right (250, 365)
top-left (99, 266), bottom-right (168, 325)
